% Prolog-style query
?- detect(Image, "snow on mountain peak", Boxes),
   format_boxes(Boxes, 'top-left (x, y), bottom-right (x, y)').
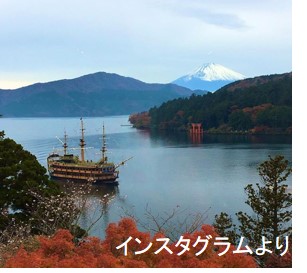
top-left (185, 63), bottom-right (245, 82)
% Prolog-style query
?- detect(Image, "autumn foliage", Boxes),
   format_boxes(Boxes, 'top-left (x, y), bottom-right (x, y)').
top-left (129, 112), bottom-right (151, 129)
top-left (3, 218), bottom-right (257, 268)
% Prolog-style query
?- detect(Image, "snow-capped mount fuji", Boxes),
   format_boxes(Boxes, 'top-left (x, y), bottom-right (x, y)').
top-left (172, 63), bottom-right (246, 92)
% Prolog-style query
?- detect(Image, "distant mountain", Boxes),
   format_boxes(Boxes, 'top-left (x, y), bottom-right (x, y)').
top-left (172, 63), bottom-right (246, 91)
top-left (131, 72), bottom-right (292, 134)
top-left (0, 72), bottom-right (200, 117)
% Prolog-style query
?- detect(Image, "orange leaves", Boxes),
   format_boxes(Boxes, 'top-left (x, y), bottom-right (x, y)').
top-left (265, 252), bottom-right (292, 268)
top-left (4, 218), bottom-right (257, 268)
top-left (5, 248), bottom-right (35, 268)
top-left (38, 229), bottom-right (74, 259)
top-left (129, 112), bottom-right (151, 129)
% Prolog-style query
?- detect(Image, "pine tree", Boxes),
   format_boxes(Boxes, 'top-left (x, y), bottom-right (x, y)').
top-left (213, 212), bottom-right (238, 245)
top-left (236, 155), bottom-right (292, 255)
top-left (0, 134), bottom-right (60, 230)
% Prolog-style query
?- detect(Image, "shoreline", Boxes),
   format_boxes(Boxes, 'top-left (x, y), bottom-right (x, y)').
top-left (130, 126), bottom-right (292, 136)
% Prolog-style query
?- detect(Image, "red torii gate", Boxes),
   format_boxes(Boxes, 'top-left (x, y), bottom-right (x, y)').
top-left (190, 123), bottom-right (203, 134)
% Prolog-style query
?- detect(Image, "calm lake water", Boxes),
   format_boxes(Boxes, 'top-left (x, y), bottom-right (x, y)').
top-left (0, 116), bottom-right (292, 238)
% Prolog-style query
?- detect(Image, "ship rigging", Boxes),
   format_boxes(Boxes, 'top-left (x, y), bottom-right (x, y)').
top-left (47, 118), bottom-right (132, 184)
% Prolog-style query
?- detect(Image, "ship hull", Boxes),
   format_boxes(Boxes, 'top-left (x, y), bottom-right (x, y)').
top-left (47, 157), bottom-right (119, 185)
top-left (49, 175), bottom-right (119, 185)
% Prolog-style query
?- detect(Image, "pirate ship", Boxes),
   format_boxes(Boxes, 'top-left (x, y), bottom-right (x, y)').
top-left (47, 118), bottom-right (131, 184)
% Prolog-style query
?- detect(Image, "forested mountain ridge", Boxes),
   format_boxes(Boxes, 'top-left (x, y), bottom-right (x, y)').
top-left (129, 73), bottom-right (292, 134)
top-left (0, 72), bottom-right (200, 117)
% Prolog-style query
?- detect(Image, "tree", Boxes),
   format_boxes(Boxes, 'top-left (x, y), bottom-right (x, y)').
top-left (0, 135), bottom-right (112, 263)
top-left (236, 155), bottom-right (292, 264)
top-left (0, 136), bottom-right (104, 235)
top-left (0, 136), bottom-right (60, 230)
top-left (4, 218), bottom-right (257, 268)
top-left (129, 112), bottom-right (151, 129)
top-left (256, 106), bottom-right (291, 129)
top-left (228, 110), bottom-right (253, 131)
top-left (213, 212), bottom-right (238, 245)
top-left (120, 205), bottom-right (209, 243)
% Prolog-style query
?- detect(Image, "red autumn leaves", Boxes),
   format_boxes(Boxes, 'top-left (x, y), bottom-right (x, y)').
top-left (4, 218), bottom-right (256, 268)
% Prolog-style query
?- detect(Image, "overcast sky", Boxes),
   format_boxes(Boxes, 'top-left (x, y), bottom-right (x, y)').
top-left (0, 0), bottom-right (292, 89)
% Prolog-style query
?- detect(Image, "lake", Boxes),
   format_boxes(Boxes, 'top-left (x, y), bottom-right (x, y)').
top-left (0, 116), bottom-right (292, 238)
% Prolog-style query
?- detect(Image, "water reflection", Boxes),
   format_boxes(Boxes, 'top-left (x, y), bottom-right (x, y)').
top-left (148, 130), bottom-right (292, 147)
top-left (56, 181), bottom-right (119, 233)
top-left (189, 132), bottom-right (204, 144)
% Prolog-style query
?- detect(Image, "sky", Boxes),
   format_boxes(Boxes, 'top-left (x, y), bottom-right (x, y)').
top-left (0, 0), bottom-right (292, 89)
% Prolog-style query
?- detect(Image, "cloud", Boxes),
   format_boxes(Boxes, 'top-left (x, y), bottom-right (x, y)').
top-left (168, 3), bottom-right (248, 29)
top-left (0, 0), bottom-right (291, 88)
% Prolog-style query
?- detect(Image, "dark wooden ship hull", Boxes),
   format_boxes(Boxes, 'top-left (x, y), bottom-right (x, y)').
top-left (49, 175), bottom-right (118, 184)
top-left (47, 157), bottom-right (119, 185)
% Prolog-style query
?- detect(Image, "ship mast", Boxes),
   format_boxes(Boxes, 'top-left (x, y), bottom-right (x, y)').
top-left (63, 130), bottom-right (68, 155)
top-left (80, 118), bottom-right (86, 162)
top-left (101, 123), bottom-right (108, 163)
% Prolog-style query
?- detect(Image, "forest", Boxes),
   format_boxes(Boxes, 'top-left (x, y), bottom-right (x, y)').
top-left (129, 73), bottom-right (292, 134)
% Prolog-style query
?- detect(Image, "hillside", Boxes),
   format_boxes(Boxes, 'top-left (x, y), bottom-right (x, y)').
top-left (130, 73), bottom-right (292, 134)
top-left (0, 72), bottom-right (200, 117)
